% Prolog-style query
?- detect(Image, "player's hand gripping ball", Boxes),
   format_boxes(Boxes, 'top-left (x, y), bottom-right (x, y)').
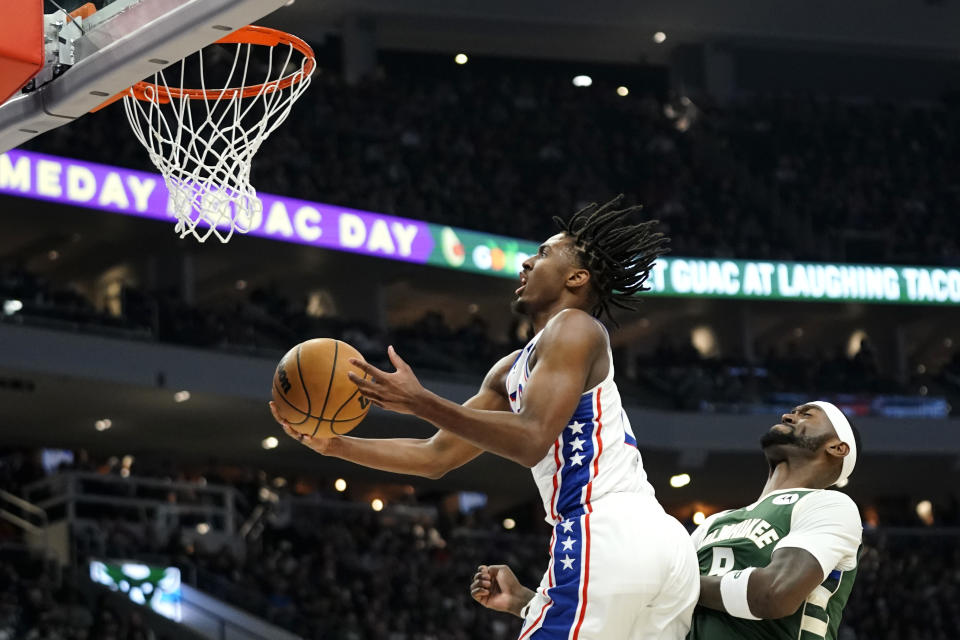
top-left (271, 338), bottom-right (371, 438)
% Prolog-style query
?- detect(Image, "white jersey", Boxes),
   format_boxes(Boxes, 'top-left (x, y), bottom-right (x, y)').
top-left (505, 327), bottom-right (656, 526)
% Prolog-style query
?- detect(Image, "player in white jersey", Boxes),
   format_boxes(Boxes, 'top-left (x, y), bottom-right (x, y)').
top-left (271, 196), bottom-right (700, 639)
top-left (495, 330), bottom-right (699, 639)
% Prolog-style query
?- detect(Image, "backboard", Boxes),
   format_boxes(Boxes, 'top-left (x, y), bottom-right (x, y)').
top-left (0, 0), bottom-right (297, 153)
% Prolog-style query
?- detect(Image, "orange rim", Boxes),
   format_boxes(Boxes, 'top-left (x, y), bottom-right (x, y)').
top-left (94, 26), bottom-right (315, 110)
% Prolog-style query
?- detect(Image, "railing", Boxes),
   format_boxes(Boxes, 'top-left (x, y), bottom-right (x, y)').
top-left (0, 308), bottom-right (154, 341)
top-left (0, 487), bottom-right (48, 537)
top-left (16, 471), bottom-right (297, 639)
top-left (179, 584), bottom-right (302, 640)
top-left (23, 472), bottom-right (239, 536)
top-left (0, 488), bottom-right (61, 584)
top-left (290, 493), bottom-right (438, 519)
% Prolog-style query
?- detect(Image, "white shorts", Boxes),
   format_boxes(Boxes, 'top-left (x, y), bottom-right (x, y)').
top-left (517, 493), bottom-right (699, 640)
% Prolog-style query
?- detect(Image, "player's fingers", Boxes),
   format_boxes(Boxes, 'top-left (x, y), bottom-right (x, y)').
top-left (348, 374), bottom-right (381, 397)
top-left (281, 423), bottom-right (303, 441)
top-left (387, 345), bottom-right (410, 372)
top-left (348, 372), bottom-right (386, 393)
top-left (268, 402), bottom-right (288, 426)
top-left (354, 388), bottom-right (386, 408)
top-left (280, 425), bottom-right (329, 453)
top-left (353, 384), bottom-right (384, 403)
top-left (348, 358), bottom-right (388, 380)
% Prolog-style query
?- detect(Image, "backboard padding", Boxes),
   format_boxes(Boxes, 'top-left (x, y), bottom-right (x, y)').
top-left (0, 0), bottom-right (44, 105)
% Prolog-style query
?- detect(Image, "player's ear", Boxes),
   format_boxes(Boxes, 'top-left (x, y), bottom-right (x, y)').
top-left (567, 268), bottom-right (591, 291)
top-left (826, 440), bottom-right (850, 460)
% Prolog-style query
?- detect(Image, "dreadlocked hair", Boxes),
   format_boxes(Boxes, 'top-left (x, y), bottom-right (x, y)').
top-left (553, 195), bottom-right (670, 323)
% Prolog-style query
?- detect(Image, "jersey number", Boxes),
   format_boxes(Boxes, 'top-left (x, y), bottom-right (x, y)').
top-left (707, 547), bottom-right (735, 576)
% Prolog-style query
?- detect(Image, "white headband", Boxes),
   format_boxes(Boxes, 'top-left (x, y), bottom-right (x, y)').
top-left (809, 401), bottom-right (857, 485)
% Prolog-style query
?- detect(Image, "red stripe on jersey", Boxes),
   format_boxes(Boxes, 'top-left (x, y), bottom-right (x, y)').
top-left (547, 528), bottom-right (556, 587)
top-left (583, 389), bottom-right (603, 510)
top-left (571, 513), bottom-right (592, 639)
top-left (549, 439), bottom-right (561, 521)
top-left (519, 523), bottom-right (555, 638)
top-left (518, 601), bottom-right (552, 640)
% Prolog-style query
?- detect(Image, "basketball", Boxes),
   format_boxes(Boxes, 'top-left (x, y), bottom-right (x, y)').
top-left (271, 338), bottom-right (371, 438)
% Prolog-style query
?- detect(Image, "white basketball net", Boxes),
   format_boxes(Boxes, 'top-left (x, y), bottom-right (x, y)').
top-left (123, 34), bottom-right (314, 243)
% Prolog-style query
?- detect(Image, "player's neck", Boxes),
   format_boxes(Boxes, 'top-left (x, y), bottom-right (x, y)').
top-left (529, 300), bottom-right (577, 333)
top-left (758, 460), bottom-right (823, 499)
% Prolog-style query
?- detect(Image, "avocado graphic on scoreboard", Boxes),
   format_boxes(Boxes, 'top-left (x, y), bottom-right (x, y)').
top-left (441, 227), bottom-right (466, 267)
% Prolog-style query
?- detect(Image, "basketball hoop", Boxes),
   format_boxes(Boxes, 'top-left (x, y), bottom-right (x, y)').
top-left (120, 26), bottom-right (315, 243)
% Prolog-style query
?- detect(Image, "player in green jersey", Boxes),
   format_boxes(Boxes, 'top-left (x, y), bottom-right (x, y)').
top-left (469, 400), bottom-right (862, 640)
top-left (688, 400), bottom-right (861, 639)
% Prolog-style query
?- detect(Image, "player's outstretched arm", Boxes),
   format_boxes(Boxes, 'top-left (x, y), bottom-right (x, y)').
top-left (697, 547), bottom-right (827, 619)
top-left (270, 351), bottom-right (517, 479)
top-left (470, 565), bottom-right (536, 618)
top-left (347, 309), bottom-right (606, 467)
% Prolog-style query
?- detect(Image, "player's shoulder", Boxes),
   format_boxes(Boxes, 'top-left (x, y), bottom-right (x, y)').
top-left (486, 349), bottom-right (523, 381)
top-left (546, 307), bottom-right (602, 330)
top-left (541, 309), bottom-right (607, 347)
top-left (792, 489), bottom-right (862, 528)
top-left (795, 488), bottom-right (859, 511)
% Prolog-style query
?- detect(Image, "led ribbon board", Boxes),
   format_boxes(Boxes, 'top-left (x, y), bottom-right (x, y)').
top-left (3, 150), bottom-right (960, 305)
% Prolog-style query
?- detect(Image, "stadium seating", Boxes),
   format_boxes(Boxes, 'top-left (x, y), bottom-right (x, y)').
top-left (20, 54), bottom-right (960, 266)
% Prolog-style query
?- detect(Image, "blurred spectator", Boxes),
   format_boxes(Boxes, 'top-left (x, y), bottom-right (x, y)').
top-left (7, 255), bottom-right (960, 414)
top-left (1, 451), bottom-right (958, 639)
top-left (0, 556), bottom-right (167, 640)
top-left (115, 498), bottom-right (960, 640)
top-left (20, 54), bottom-right (960, 266)
top-left (844, 532), bottom-right (960, 640)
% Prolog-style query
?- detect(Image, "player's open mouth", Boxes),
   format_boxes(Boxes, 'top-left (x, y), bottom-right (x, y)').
top-left (516, 273), bottom-right (527, 296)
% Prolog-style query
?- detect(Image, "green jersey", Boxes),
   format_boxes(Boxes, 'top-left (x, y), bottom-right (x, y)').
top-left (687, 489), bottom-right (862, 640)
